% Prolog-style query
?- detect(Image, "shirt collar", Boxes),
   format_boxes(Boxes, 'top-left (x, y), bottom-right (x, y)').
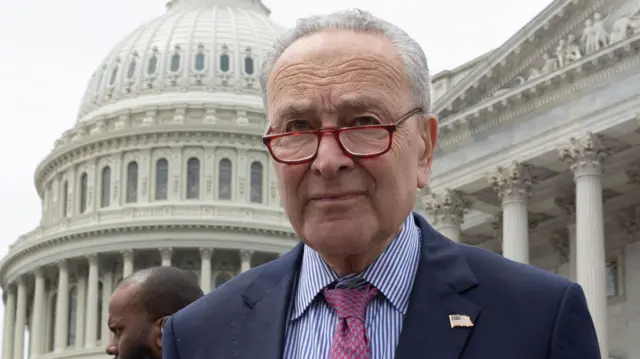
top-left (291, 213), bottom-right (421, 320)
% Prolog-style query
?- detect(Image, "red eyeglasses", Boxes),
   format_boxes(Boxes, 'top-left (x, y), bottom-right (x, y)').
top-left (262, 108), bottom-right (423, 164)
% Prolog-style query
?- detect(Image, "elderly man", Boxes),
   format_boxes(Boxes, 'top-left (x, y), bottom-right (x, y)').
top-left (162, 9), bottom-right (600, 359)
top-left (106, 266), bottom-right (204, 359)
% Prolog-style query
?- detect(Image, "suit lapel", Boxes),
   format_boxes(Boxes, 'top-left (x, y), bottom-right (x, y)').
top-left (395, 214), bottom-right (481, 359)
top-left (230, 243), bottom-right (303, 359)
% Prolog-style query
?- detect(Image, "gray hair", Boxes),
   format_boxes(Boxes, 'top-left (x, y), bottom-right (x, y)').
top-left (259, 9), bottom-right (432, 114)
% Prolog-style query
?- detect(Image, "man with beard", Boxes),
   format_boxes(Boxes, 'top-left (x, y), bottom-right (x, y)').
top-left (106, 266), bottom-right (204, 359)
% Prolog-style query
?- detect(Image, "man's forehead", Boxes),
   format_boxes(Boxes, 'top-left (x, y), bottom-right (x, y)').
top-left (276, 30), bottom-right (397, 67)
top-left (109, 283), bottom-right (141, 311)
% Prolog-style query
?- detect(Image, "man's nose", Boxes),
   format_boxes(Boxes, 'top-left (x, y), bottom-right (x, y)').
top-left (105, 338), bottom-right (118, 356)
top-left (310, 132), bottom-right (354, 179)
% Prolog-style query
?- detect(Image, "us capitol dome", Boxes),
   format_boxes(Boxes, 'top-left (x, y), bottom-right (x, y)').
top-left (0, 0), bottom-right (290, 358)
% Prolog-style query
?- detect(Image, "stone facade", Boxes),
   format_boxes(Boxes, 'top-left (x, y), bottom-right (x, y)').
top-left (424, 0), bottom-right (640, 357)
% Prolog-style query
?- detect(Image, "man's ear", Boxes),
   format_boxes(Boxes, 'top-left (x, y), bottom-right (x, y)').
top-left (152, 316), bottom-right (168, 350)
top-left (417, 114), bottom-right (438, 188)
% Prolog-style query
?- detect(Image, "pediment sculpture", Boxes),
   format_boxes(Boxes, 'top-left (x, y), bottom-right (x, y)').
top-left (492, 7), bottom-right (640, 96)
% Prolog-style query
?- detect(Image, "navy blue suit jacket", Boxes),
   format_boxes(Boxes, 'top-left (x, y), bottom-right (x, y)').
top-left (162, 213), bottom-right (601, 359)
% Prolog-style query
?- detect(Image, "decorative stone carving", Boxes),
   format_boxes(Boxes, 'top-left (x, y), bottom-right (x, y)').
top-left (540, 52), bottom-right (558, 74)
top-left (564, 34), bottom-right (582, 62)
top-left (423, 189), bottom-right (470, 227)
top-left (558, 132), bottom-right (609, 175)
top-left (582, 13), bottom-right (609, 55)
top-left (555, 39), bottom-right (567, 67)
top-left (488, 161), bottom-right (533, 201)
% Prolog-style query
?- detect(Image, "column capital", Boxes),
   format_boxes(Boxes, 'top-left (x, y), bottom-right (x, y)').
top-left (199, 248), bottom-right (213, 260)
top-left (240, 250), bottom-right (254, 262)
top-left (423, 189), bottom-right (470, 227)
top-left (550, 231), bottom-right (569, 263)
top-left (86, 254), bottom-right (99, 264)
top-left (558, 132), bottom-right (609, 177)
top-left (120, 249), bottom-right (134, 259)
top-left (56, 259), bottom-right (68, 270)
top-left (488, 161), bottom-right (533, 202)
top-left (618, 206), bottom-right (640, 243)
top-left (159, 248), bottom-right (173, 262)
top-left (30, 267), bottom-right (44, 278)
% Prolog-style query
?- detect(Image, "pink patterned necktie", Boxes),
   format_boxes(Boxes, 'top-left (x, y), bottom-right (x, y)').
top-left (323, 285), bottom-right (379, 359)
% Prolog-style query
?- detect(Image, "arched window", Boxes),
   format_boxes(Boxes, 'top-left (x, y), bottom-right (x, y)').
top-left (194, 53), bottom-right (205, 71)
top-left (101, 166), bottom-right (111, 208)
top-left (186, 157), bottom-right (200, 199)
top-left (215, 272), bottom-right (233, 288)
top-left (250, 161), bottom-right (263, 203)
top-left (147, 55), bottom-right (158, 75)
top-left (109, 66), bottom-right (118, 85)
top-left (244, 57), bottom-right (254, 75)
top-left (218, 159), bottom-right (232, 200)
top-left (219, 54), bottom-right (230, 72)
top-left (67, 287), bottom-right (78, 346)
top-left (126, 161), bottom-right (138, 203)
top-left (62, 180), bottom-right (68, 217)
top-left (170, 53), bottom-right (181, 72)
top-left (155, 158), bottom-right (169, 200)
top-left (127, 59), bottom-right (137, 79)
top-left (79, 172), bottom-right (88, 213)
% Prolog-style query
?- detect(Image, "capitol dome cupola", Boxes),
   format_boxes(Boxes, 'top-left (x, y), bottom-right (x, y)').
top-left (75, 0), bottom-right (282, 124)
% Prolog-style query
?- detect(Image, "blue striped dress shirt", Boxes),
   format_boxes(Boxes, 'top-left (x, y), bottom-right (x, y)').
top-left (283, 214), bottom-right (421, 359)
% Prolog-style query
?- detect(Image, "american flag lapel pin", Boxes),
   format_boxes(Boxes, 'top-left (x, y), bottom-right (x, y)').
top-left (449, 314), bottom-right (474, 328)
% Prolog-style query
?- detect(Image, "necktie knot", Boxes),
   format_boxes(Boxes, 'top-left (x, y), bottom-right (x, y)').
top-left (323, 285), bottom-right (378, 321)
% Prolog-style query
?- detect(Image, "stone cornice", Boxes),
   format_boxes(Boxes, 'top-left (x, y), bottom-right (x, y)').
top-left (437, 139), bottom-right (639, 219)
top-left (434, 0), bottom-right (588, 115)
top-left (0, 221), bottom-right (297, 286)
top-left (34, 127), bottom-right (267, 196)
top-left (437, 32), bottom-right (640, 153)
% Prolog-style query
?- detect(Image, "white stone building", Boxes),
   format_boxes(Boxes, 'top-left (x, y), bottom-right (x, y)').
top-left (2, 0), bottom-right (640, 358)
top-left (420, 0), bottom-right (640, 358)
top-left (0, 1), bottom-right (291, 359)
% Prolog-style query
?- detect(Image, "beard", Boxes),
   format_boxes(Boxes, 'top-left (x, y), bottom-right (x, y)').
top-left (119, 342), bottom-right (158, 359)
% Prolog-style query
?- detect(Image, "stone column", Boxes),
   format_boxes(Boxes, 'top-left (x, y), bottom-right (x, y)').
top-left (13, 277), bottom-right (27, 359)
top-left (2, 285), bottom-right (16, 359)
top-left (240, 250), bottom-right (253, 273)
top-left (559, 132), bottom-right (608, 358)
top-left (85, 254), bottom-right (99, 348)
top-left (423, 189), bottom-right (469, 242)
top-left (74, 274), bottom-right (87, 348)
top-left (489, 162), bottom-right (532, 264)
top-left (30, 269), bottom-right (45, 356)
top-left (54, 260), bottom-right (70, 352)
top-left (200, 248), bottom-right (213, 293)
top-left (101, 270), bottom-right (113, 345)
top-left (122, 250), bottom-right (134, 278)
top-left (160, 248), bottom-right (173, 267)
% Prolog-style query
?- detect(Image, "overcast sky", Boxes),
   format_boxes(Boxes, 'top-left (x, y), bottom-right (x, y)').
top-left (0, 0), bottom-right (553, 350)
